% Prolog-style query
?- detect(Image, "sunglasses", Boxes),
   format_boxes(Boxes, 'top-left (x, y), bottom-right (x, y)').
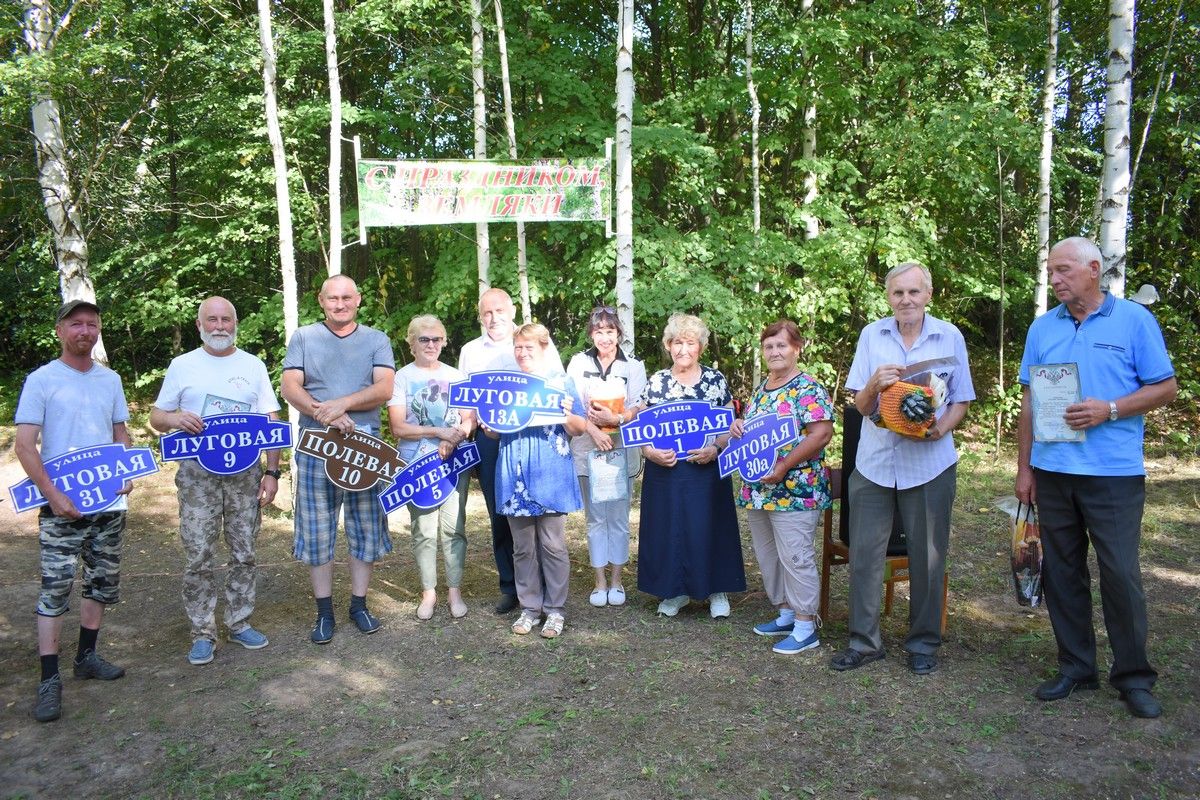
top-left (417, 336), bottom-right (444, 345)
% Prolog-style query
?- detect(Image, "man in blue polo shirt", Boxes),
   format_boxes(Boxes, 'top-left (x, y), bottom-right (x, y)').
top-left (1016, 237), bottom-right (1177, 719)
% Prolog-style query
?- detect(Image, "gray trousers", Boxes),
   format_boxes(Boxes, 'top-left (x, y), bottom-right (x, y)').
top-left (509, 514), bottom-right (570, 616)
top-left (1034, 469), bottom-right (1155, 691)
top-left (847, 465), bottom-right (956, 656)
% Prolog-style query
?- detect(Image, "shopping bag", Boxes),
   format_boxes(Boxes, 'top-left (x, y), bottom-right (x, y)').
top-left (1009, 501), bottom-right (1043, 608)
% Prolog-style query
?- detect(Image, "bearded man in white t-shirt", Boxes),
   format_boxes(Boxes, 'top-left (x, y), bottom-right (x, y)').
top-left (151, 297), bottom-right (283, 666)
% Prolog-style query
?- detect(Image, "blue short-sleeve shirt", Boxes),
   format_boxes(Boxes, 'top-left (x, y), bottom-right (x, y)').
top-left (1018, 293), bottom-right (1174, 476)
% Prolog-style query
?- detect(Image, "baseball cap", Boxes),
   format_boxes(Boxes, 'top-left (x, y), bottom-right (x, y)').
top-left (56, 299), bottom-right (102, 322)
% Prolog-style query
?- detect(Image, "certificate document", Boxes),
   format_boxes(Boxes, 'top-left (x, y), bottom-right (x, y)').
top-left (1029, 363), bottom-right (1085, 443)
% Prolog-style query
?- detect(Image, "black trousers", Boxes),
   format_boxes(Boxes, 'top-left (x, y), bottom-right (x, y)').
top-left (1034, 469), bottom-right (1156, 691)
top-left (474, 434), bottom-right (516, 596)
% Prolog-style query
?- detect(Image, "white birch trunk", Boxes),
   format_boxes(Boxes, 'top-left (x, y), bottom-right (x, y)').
top-left (494, 0), bottom-right (529, 323)
top-left (1130, 0), bottom-right (1182, 196)
top-left (324, 0), bottom-right (342, 276)
top-left (1098, 0), bottom-right (1134, 297)
top-left (800, 0), bottom-right (818, 241)
top-left (24, 0), bottom-right (108, 364)
top-left (471, 0), bottom-right (490, 295)
top-left (1034, 0), bottom-right (1059, 317)
top-left (745, 0), bottom-right (761, 386)
top-left (257, 0), bottom-right (298, 345)
top-left (614, 0), bottom-right (635, 352)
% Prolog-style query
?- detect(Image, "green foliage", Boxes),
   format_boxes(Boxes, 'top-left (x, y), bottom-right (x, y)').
top-left (1, 0), bottom-right (1195, 444)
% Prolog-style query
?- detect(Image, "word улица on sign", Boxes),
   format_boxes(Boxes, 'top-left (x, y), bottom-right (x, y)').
top-left (717, 412), bottom-right (800, 481)
top-left (159, 413), bottom-right (291, 475)
top-left (620, 400), bottom-right (734, 457)
top-left (9, 443), bottom-right (159, 514)
top-left (448, 371), bottom-right (569, 433)
top-left (295, 427), bottom-right (406, 491)
top-left (379, 442), bottom-right (481, 514)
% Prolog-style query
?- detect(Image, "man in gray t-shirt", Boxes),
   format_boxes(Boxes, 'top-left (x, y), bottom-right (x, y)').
top-left (15, 300), bottom-right (132, 722)
top-left (281, 275), bottom-right (396, 644)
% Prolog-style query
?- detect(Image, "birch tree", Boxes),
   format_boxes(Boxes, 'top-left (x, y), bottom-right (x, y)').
top-left (800, 0), bottom-right (817, 242)
top-left (471, 0), bottom-right (490, 295)
top-left (24, 0), bottom-right (108, 363)
top-left (614, 0), bottom-right (635, 351)
top-left (256, 0), bottom-right (298, 345)
top-left (1034, 0), bottom-right (1059, 317)
top-left (745, 0), bottom-right (761, 385)
top-left (323, 0), bottom-right (343, 276)
top-left (1098, 0), bottom-right (1135, 297)
top-left (493, 0), bottom-right (530, 323)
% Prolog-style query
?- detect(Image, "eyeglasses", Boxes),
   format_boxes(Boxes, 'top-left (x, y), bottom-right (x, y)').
top-left (417, 336), bottom-right (444, 345)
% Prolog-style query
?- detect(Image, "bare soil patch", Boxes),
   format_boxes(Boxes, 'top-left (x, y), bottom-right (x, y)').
top-left (1, 439), bottom-right (1197, 799)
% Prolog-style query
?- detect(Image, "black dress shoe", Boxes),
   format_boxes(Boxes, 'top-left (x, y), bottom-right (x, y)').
top-left (907, 652), bottom-right (938, 675)
top-left (1034, 673), bottom-right (1100, 701)
top-left (493, 593), bottom-right (519, 614)
top-left (1119, 688), bottom-right (1162, 719)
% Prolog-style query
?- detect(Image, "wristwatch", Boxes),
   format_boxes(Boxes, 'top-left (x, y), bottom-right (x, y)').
top-left (263, 469), bottom-right (282, 479)
top-left (1108, 401), bottom-right (1119, 422)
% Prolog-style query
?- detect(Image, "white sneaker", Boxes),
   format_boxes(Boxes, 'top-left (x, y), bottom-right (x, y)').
top-left (589, 588), bottom-right (608, 607)
top-left (607, 586), bottom-right (626, 606)
top-left (708, 592), bottom-right (730, 618)
top-left (657, 595), bottom-right (690, 617)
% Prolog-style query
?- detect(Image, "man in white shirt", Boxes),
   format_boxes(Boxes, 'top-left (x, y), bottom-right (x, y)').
top-left (151, 297), bottom-right (283, 666)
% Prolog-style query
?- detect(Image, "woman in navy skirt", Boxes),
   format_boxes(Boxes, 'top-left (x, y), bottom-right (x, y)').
top-left (634, 313), bottom-right (745, 618)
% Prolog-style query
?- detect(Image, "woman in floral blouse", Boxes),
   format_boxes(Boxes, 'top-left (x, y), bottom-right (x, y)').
top-left (635, 313), bottom-right (746, 618)
top-left (729, 320), bottom-right (834, 654)
top-left (487, 323), bottom-right (587, 639)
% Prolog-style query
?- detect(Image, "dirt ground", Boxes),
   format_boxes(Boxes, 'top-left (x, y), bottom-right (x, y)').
top-left (1, 432), bottom-right (1197, 800)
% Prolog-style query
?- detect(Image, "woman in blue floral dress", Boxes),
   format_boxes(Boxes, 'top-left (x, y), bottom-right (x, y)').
top-left (488, 323), bottom-right (587, 639)
top-left (730, 320), bottom-right (834, 654)
top-left (635, 313), bottom-right (746, 618)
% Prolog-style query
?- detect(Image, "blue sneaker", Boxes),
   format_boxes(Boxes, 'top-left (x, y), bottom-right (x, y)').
top-left (229, 626), bottom-right (269, 650)
top-left (772, 630), bottom-right (820, 655)
top-left (349, 606), bottom-right (381, 634)
top-left (188, 639), bottom-right (215, 665)
top-left (753, 618), bottom-right (795, 637)
top-left (310, 615), bottom-right (335, 644)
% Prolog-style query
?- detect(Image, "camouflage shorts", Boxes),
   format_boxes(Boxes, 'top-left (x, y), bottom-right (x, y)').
top-left (37, 508), bottom-right (125, 617)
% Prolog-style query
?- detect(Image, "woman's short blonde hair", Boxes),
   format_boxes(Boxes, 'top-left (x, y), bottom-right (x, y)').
top-left (514, 322), bottom-right (550, 349)
top-left (661, 313), bottom-right (709, 353)
top-left (405, 314), bottom-right (446, 350)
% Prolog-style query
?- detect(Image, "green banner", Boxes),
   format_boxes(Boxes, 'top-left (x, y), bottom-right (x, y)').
top-left (356, 158), bottom-right (610, 227)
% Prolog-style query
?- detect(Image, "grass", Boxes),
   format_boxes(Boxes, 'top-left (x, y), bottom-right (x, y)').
top-left (0, 438), bottom-right (1198, 799)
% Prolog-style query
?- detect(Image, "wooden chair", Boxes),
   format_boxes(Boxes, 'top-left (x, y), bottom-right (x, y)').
top-left (818, 405), bottom-right (949, 632)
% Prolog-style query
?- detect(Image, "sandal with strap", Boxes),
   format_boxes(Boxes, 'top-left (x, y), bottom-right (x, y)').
top-left (512, 610), bottom-right (540, 635)
top-left (540, 613), bottom-right (565, 639)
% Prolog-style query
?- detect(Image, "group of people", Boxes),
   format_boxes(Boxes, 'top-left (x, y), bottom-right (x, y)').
top-left (16, 236), bottom-right (1175, 724)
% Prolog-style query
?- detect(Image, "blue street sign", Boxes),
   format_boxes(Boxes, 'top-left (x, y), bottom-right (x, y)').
top-left (620, 400), bottom-right (734, 457)
top-left (159, 413), bottom-right (291, 475)
top-left (718, 412), bottom-right (800, 481)
top-left (9, 443), bottom-right (159, 514)
top-left (379, 442), bottom-right (481, 515)
top-left (448, 370), bottom-right (569, 433)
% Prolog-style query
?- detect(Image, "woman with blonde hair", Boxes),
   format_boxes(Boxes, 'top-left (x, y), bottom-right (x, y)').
top-left (635, 313), bottom-right (745, 618)
top-left (387, 315), bottom-right (474, 619)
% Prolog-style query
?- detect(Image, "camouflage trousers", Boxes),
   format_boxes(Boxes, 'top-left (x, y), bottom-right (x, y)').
top-left (37, 508), bottom-right (126, 616)
top-left (176, 459), bottom-right (262, 641)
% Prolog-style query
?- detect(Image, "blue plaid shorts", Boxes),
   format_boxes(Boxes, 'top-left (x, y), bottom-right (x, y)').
top-left (293, 450), bottom-right (391, 566)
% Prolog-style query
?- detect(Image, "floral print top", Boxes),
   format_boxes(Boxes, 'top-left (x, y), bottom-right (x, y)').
top-left (640, 364), bottom-right (733, 408)
top-left (735, 371), bottom-right (835, 512)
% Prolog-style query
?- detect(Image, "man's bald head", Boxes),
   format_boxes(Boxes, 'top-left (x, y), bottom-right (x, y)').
top-left (197, 295), bottom-right (238, 355)
top-left (477, 288), bottom-right (516, 342)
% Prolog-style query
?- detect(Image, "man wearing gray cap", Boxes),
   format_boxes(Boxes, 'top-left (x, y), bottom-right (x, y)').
top-left (15, 300), bottom-right (133, 722)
